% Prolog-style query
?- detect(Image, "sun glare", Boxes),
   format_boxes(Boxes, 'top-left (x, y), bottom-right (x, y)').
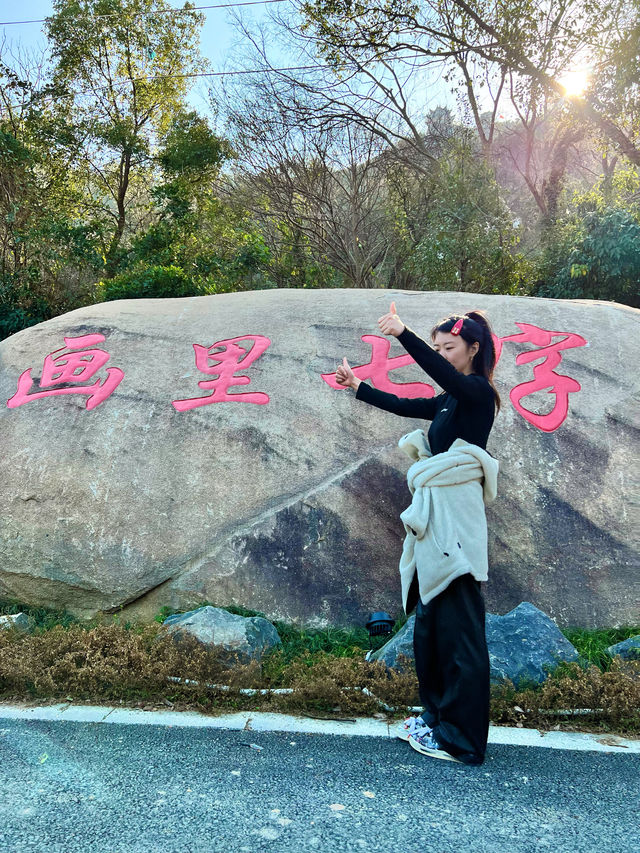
top-left (558, 68), bottom-right (591, 97)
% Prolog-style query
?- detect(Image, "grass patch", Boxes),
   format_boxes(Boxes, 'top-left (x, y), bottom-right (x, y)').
top-left (561, 626), bottom-right (640, 670)
top-left (0, 598), bottom-right (85, 632)
top-left (0, 601), bottom-right (638, 734)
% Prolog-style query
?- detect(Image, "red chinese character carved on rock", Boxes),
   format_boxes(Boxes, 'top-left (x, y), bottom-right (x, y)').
top-left (496, 323), bottom-right (587, 432)
top-left (322, 335), bottom-right (436, 398)
top-left (172, 335), bottom-right (271, 411)
top-left (6, 334), bottom-right (124, 410)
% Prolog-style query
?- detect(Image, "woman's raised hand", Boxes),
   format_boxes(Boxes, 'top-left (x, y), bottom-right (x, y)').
top-left (335, 357), bottom-right (359, 390)
top-left (378, 301), bottom-right (405, 337)
top-left (337, 302), bottom-right (402, 391)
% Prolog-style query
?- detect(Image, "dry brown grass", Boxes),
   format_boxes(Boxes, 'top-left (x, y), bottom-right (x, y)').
top-left (264, 651), bottom-right (420, 716)
top-left (0, 624), bottom-right (638, 734)
top-left (0, 623), bottom-right (259, 706)
top-left (490, 660), bottom-right (640, 734)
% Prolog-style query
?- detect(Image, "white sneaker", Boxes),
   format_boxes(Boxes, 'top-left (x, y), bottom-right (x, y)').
top-left (396, 715), bottom-right (431, 742)
top-left (408, 730), bottom-right (462, 763)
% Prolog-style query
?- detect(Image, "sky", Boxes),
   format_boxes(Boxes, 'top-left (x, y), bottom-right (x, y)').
top-left (0, 0), bottom-right (266, 60)
top-left (0, 0), bottom-right (456, 128)
top-left (0, 0), bottom-right (278, 113)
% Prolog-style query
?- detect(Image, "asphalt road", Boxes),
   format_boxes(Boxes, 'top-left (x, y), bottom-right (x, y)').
top-left (1, 718), bottom-right (638, 853)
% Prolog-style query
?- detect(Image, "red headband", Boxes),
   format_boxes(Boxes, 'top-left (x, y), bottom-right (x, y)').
top-left (451, 318), bottom-right (464, 336)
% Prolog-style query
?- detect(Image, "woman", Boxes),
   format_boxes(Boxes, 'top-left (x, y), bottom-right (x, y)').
top-left (335, 302), bottom-right (500, 765)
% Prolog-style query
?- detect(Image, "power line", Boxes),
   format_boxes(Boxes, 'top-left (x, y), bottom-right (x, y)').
top-left (0, 54), bottom-right (441, 110)
top-left (0, 0), bottom-right (288, 27)
top-left (129, 54), bottom-right (440, 81)
top-left (0, 62), bottom-right (402, 101)
top-left (0, 64), bottom-right (336, 110)
top-left (144, 64), bottom-right (320, 78)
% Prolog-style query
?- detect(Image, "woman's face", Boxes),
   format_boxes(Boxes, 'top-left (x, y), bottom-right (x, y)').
top-left (432, 331), bottom-right (479, 375)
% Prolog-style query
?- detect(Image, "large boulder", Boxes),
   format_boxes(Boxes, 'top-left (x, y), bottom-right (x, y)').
top-left (371, 602), bottom-right (579, 685)
top-left (161, 606), bottom-right (281, 663)
top-left (0, 290), bottom-right (638, 627)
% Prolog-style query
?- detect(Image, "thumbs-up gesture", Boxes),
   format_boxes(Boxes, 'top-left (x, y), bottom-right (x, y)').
top-left (335, 356), bottom-right (359, 390)
top-left (378, 301), bottom-right (405, 337)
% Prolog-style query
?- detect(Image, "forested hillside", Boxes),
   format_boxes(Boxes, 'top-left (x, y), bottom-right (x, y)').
top-left (1, 0), bottom-right (638, 340)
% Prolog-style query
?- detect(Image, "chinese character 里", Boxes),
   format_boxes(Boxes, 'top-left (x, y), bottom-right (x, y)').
top-left (172, 335), bottom-right (271, 411)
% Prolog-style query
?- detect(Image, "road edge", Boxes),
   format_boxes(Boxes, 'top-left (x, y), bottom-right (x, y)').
top-left (0, 701), bottom-right (638, 753)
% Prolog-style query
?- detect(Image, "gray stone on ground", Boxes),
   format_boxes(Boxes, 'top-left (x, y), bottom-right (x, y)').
top-left (0, 613), bottom-right (31, 633)
top-left (161, 605), bottom-right (281, 664)
top-left (370, 616), bottom-right (415, 670)
top-left (607, 635), bottom-right (640, 660)
top-left (372, 601), bottom-right (579, 686)
top-left (486, 602), bottom-right (579, 686)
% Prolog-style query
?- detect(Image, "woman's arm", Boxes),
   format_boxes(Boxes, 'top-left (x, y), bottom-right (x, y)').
top-left (397, 326), bottom-right (489, 403)
top-left (356, 381), bottom-right (438, 420)
top-left (377, 303), bottom-right (489, 404)
top-left (335, 356), bottom-right (438, 419)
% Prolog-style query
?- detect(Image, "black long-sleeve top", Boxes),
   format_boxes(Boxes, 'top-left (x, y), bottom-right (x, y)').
top-left (355, 326), bottom-right (496, 455)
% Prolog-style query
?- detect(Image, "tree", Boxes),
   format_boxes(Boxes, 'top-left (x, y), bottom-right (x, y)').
top-left (498, 78), bottom-right (587, 224)
top-left (99, 110), bottom-right (270, 300)
top-left (405, 136), bottom-right (530, 293)
top-left (0, 43), bottom-right (105, 338)
top-left (298, 0), bottom-right (640, 166)
top-left (587, 6), bottom-right (640, 165)
top-left (220, 70), bottom-right (405, 287)
top-left (45, 0), bottom-right (205, 273)
top-left (535, 208), bottom-right (640, 306)
top-left (533, 169), bottom-right (640, 306)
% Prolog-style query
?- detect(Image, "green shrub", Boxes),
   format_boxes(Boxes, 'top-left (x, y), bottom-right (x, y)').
top-left (97, 264), bottom-right (207, 301)
top-left (534, 208), bottom-right (640, 307)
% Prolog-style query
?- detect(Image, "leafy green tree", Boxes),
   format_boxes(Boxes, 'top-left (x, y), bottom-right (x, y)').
top-left (0, 53), bottom-right (105, 339)
top-left (405, 139), bottom-right (530, 293)
top-left (532, 167), bottom-right (640, 307)
top-left (154, 110), bottom-right (232, 220)
top-left (45, 0), bottom-right (205, 274)
top-left (534, 209), bottom-right (640, 307)
top-left (98, 110), bottom-right (272, 299)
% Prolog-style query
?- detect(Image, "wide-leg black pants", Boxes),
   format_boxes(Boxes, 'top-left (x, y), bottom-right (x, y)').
top-left (412, 573), bottom-right (490, 765)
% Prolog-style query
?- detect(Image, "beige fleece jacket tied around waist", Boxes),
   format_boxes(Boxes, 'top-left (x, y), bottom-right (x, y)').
top-left (397, 430), bottom-right (499, 613)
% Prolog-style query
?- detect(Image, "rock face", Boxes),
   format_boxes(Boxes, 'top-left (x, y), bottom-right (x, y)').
top-left (607, 636), bottom-right (640, 661)
top-left (372, 602), bottom-right (579, 685)
top-left (161, 606), bottom-right (281, 663)
top-left (0, 290), bottom-right (638, 627)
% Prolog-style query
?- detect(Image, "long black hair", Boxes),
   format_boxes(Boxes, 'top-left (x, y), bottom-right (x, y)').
top-left (430, 309), bottom-right (501, 412)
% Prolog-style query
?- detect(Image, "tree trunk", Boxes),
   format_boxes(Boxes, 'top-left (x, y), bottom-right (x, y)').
top-left (105, 150), bottom-right (132, 276)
